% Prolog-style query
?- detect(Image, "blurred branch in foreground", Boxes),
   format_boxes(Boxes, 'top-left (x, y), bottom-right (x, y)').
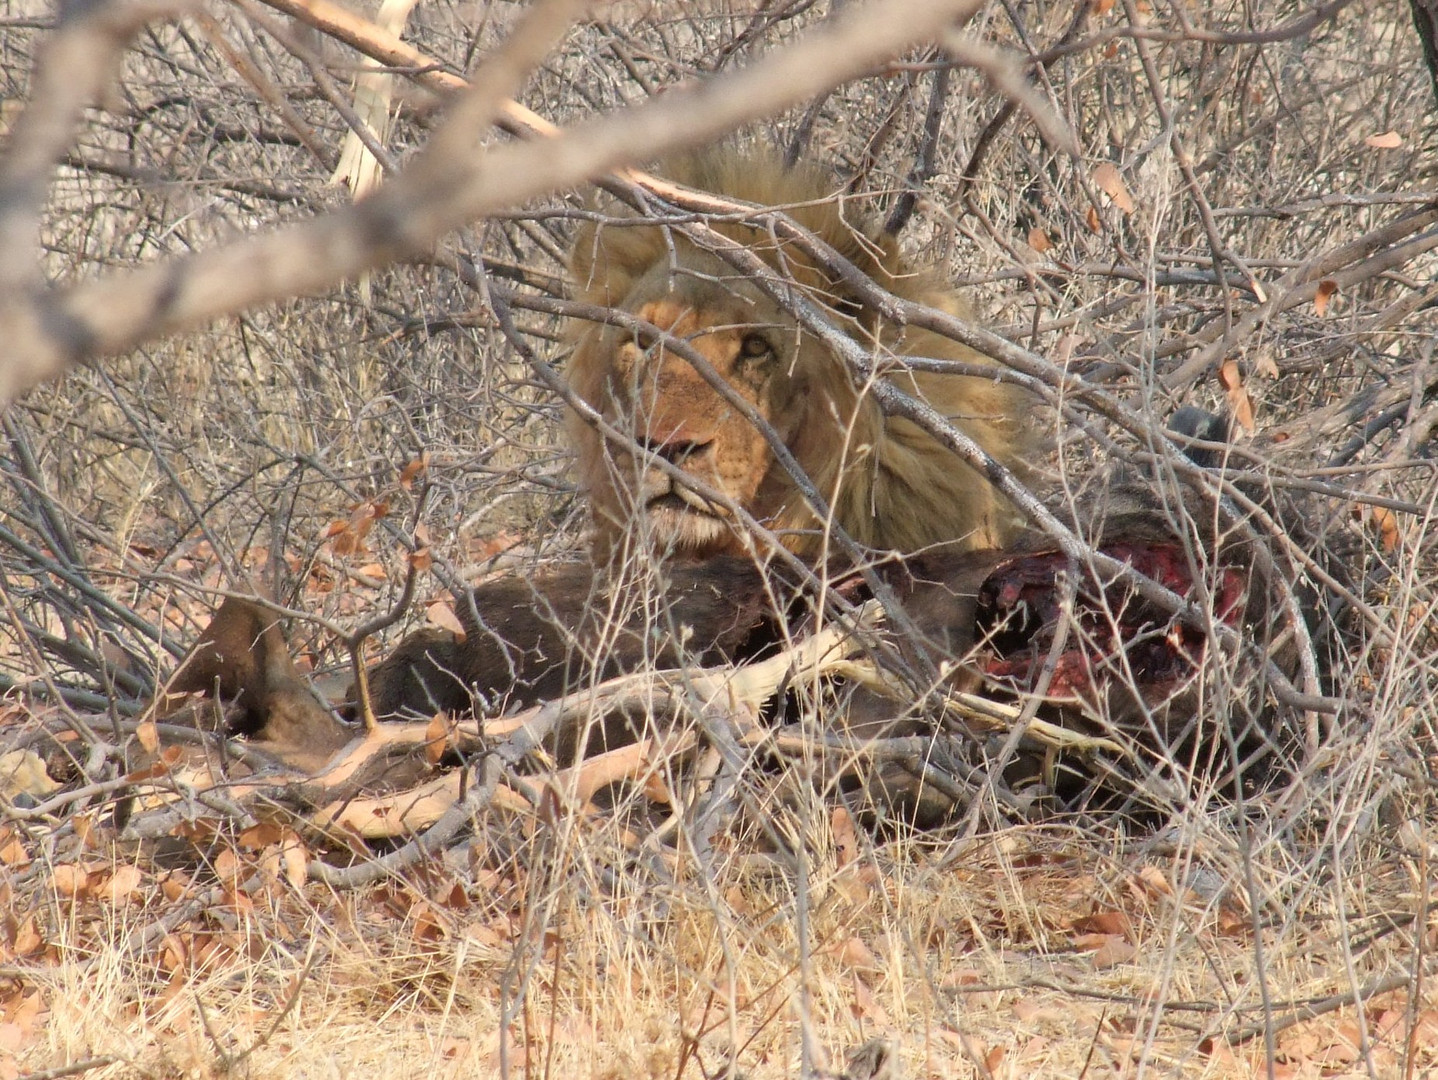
top-left (0, 0), bottom-right (985, 405)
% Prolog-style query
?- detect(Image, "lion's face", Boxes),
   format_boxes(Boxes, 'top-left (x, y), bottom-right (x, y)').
top-left (576, 283), bottom-right (811, 560)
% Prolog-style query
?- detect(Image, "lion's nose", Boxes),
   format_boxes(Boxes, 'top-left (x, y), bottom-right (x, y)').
top-left (640, 431), bottom-right (713, 468)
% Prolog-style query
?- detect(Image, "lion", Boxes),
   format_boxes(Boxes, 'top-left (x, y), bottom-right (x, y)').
top-left (566, 151), bottom-right (1035, 564)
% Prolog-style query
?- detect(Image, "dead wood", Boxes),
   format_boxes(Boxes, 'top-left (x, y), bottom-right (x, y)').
top-left (114, 600), bottom-right (883, 859)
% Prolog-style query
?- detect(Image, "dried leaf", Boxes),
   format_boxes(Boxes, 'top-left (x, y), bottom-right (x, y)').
top-left (281, 836), bottom-right (308, 889)
top-left (848, 974), bottom-right (888, 1023)
top-left (330, 501), bottom-right (388, 556)
top-left (1072, 910), bottom-right (1131, 939)
top-left (10, 918), bottom-right (42, 958)
top-left (413, 902), bottom-right (446, 943)
top-left (213, 847), bottom-right (243, 885)
top-left (836, 936), bottom-right (882, 975)
top-left (831, 806), bottom-right (859, 869)
top-left (160, 871), bottom-right (192, 902)
top-left (51, 865), bottom-right (90, 899)
top-left (136, 720), bottom-right (159, 753)
top-left (126, 745), bottom-right (183, 782)
top-left (642, 773), bottom-right (674, 804)
top-left (1314, 278), bottom-right (1338, 316)
top-left (102, 865), bottom-right (144, 905)
top-left (0, 831), bottom-right (27, 868)
top-left (427, 601), bottom-right (466, 641)
top-left (399, 452), bottom-right (430, 490)
top-left (239, 822), bottom-right (285, 850)
top-left (1132, 866), bottom-right (1173, 898)
top-left (1218, 358), bottom-right (1255, 432)
top-left (1091, 936), bottom-right (1137, 968)
top-left (1026, 227), bottom-right (1053, 253)
top-left (410, 546), bottom-right (433, 572)
top-left (1093, 162), bottom-right (1135, 214)
top-left (1364, 130), bottom-right (1403, 149)
top-left (424, 713), bottom-right (454, 766)
top-left (984, 1044), bottom-right (1006, 1072)
top-left (1366, 506), bottom-right (1401, 552)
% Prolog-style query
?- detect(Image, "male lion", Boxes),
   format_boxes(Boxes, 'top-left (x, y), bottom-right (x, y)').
top-left (567, 152), bottom-right (1035, 564)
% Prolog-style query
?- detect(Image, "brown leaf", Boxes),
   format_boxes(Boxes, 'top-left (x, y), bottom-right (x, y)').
top-left (831, 806), bottom-right (859, 869)
top-left (1026, 227), bottom-right (1053, 253)
top-left (1071, 910), bottom-right (1131, 940)
top-left (125, 745), bottom-right (184, 782)
top-left (50, 865), bottom-right (90, 899)
top-left (399, 452), bottom-right (430, 490)
top-left (329, 501), bottom-right (388, 556)
top-left (642, 773), bottom-right (674, 805)
top-left (413, 901), bottom-right (447, 943)
top-left (1131, 866), bottom-right (1173, 898)
top-left (835, 936), bottom-right (882, 975)
top-left (1093, 162), bottom-right (1135, 214)
top-left (1084, 204), bottom-right (1101, 232)
top-left (1218, 358), bottom-right (1255, 432)
top-left (0, 831), bottom-right (27, 868)
top-left (281, 837), bottom-right (308, 889)
top-left (1314, 278), bottom-right (1338, 316)
top-left (1092, 936), bottom-right (1137, 968)
top-left (135, 720), bottom-right (159, 753)
top-left (436, 883), bottom-right (470, 911)
top-left (159, 870), bottom-right (192, 902)
top-left (424, 712), bottom-right (454, 766)
top-left (1011, 997), bottom-right (1043, 1023)
top-left (239, 822), bottom-right (285, 851)
top-left (9, 918), bottom-right (42, 958)
top-left (1366, 506), bottom-right (1401, 552)
top-left (213, 847), bottom-right (244, 885)
top-left (101, 865), bottom-right (144, 905)
top-left (426, 601), bottom-right (466, 641)
top-left (410, 546), bottom-right (433, 572)
top-left (1364, 130), bottom-right (1403, 149)
top-left (848, 973), bottom-right (888, 1024)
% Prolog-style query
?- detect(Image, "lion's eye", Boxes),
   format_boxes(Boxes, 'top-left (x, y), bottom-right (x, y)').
top-left (739, 333), bottom-right (773, 361)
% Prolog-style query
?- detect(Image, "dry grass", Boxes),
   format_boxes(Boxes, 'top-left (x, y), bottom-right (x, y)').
top-left (3, 0), bottom-right (1438, 1077)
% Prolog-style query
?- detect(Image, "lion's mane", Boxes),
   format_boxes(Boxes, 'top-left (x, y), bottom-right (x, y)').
top-left (566, 152), bottom-right (1035, 562)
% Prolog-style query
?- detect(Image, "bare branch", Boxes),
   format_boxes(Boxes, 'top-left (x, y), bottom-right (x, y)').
top-left (0, 0), bottom-right (194, 291)
top-left (0, 0), bottom-right (984, 405)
